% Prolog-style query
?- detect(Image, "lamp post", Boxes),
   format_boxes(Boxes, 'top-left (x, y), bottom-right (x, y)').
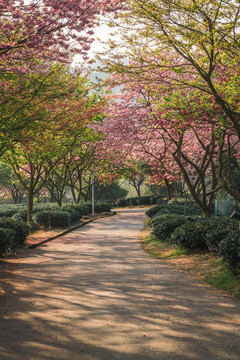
top-left (91, 175), bottom-right (95, 215)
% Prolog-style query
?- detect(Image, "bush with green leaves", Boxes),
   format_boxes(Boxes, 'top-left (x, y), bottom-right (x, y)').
top-left (0, 228), bottom-right (16, 256)
top-left (146, 202), bottom-right (202, 218)
top-left (146, 205), bottom-right (164, 218)
top-left (0, 207), bottom-right (20, 218)
top-left (197, 217), bottom-right (239, 253)
top-left (218, 231), bottom-right (240, 273)
top-left (60, 206), bottom-right (81, 222)
top-left (12, 210), bottom-right (28, 222)
top-left (94, 202), bottom-right (112, 213)
top-left (0, 217), bottom-right (30, 244)
top-left (34, 211), bottom-right (71, 228)
top-left (115, 196), bottom-right (160, 207)
top-left (150, 214), bottom-right (188, 241)
top-left (171, 222), bottom-right (207, 250)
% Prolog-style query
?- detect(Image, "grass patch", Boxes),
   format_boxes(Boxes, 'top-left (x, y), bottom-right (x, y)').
top-left (140, 224), bottom-right (240, 299)
top-left (203, 268), bottom-right (240, 299)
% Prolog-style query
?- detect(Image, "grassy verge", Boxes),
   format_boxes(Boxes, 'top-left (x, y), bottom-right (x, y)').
top-left (140, 225), bottom-right (240, 299)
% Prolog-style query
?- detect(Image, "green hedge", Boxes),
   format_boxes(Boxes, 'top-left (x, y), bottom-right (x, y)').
top-left (198, 217), bottom-right (239, 253)
top-left (218, 231), bottom-right (240, 274)
top-left (171, 222), bottom-right (207, 250)
top-left (0, 228), bottom-right (16, 256)
top-left (32, 202), bottom-right (112, 228)
top-left (0, 217), bottom-right (30, 244)
top-left (94, 202), bottom-right (112, 213)
top-left (152, 215), bottom-right (188, 241)
top-left (12, 210), bottom-right (28, 222)
top-left (115, 196), bottom-right (160, 207)
top-left (149, 212), bottom-right (240, 272)
top-left (146, 202), bottom-right (202, 218)
top-left (34, 211), bottom-right (71, 228)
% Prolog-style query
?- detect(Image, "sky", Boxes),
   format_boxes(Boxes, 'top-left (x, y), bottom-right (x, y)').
top-left (73, 21), bottom-right (115, 65)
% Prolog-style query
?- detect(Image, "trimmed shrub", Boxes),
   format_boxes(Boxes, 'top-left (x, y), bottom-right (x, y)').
top-left (0, 208), bottom-right (20, 218)
top-left (146, 202), bottom-right (202, 218)
top-left (115, 196), bottom-right (160, 208)
top-left (171, 222), bottom-right (207, 250)
top-left (149, 213), bottom-right (177, 228)
top-left (12, 210), bottom-right (28, 222)
top-left (60, 206), bottom-right (81, 222)
top-left (94, 202), bottom-right (112, 213)
top-left (0, 217), bottom-right (30, 244)
top-left (77, 203), bottom-right (92, 215)
top-left (197, 217), bottom-right (239, 253)
top-left (218, 231), bottom-right (240, 273)
top-left (150, 214), bottom-right (188, 241)
top-left (146, 205), bottom-right (163, 218)
top-left (0, 228), bottom-right (16, 256)
top-left (34, 211), bottom-right (71, 228)
top-left (114, 198), bottom-right (128, 207)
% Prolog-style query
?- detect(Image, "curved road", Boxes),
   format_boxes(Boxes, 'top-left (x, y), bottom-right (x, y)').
top-left (0, 208), bottom-right (239, 360)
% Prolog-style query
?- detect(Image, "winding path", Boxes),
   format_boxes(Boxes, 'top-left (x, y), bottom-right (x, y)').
top-left (0, 208), bottom-right (239, 360)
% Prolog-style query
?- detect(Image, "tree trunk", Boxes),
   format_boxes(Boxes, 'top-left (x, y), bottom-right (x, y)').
top-left (174, 181), bottom-right (177, 201)
top-left (136, 184), bottom-right (141, 197)
top-left (70, 185), bottom-right (77, 203)
top-left (202, 206), bottom-right (212, 218)
top-left (27, 188), bottom-right (34, 224)
top-left (164, 179), bottom-right (171, 201)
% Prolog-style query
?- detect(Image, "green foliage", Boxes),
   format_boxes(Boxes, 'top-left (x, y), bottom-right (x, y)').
top-left (150, 214), bottom-right (188, 241)
top-left (75, 202), bottom-right (92, 215)
top-left (218, 231), bottom-right (240, 274)
top-left (115, 195), bottom-right (160, 207)
top-left (94, 202), bottom-right (112, 213)
top-left (0, 217), bottom-right (29, 244)
top-left (34, 211), bottom-right (71, 228)
top-left (32, 202), bottom-right (111, 228)
top-left (12, 210), bottom-right (28, 222)
top-left (0, 228), bottom-right (16, 256)
top-left (146, 202), bottom-right (202, 218)
top-left (197, 217), bottom-right (239, 252)
top-left (203, 270), bottom-right (240, 298)
top-left (171, 222), bottom-right (207, 250)
top-left (0, 207), bottom-right (22, 218)
top-left (94, 181), bottom-right (128, 201)
top-left (146, 205), bottom-right (164, 218)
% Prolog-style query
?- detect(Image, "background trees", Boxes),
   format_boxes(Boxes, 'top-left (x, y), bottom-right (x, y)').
top-left (1, 0), bottom-right (239, 221)
top-left (100, 66), bottom-right (239, 216)
top-left (111, 0), bottom-right (240, 140)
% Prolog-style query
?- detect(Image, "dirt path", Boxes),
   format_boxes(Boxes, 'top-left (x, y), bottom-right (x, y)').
top-left (0, 208), bottom-right (239, 360)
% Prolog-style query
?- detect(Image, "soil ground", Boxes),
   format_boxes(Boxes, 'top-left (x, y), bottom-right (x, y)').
top-left (0, 207), bottom-right (239, 360)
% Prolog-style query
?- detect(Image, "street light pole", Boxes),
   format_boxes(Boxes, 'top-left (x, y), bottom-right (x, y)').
top-left (91, 176), bottom-right (95, 215)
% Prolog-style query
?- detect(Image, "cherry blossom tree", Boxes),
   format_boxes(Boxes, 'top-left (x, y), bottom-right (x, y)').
top-left (0, 0), bottom-right (121, 73)
top-left (105, 0), bottom-right (240, 141)
top-left (101, 70), bottom-right (239, 217)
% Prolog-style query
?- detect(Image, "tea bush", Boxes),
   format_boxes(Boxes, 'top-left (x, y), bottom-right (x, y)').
top-left (198, 217), bottom-right (239, 253)
top-left (34, 211), bottom-right (71, 228)
top-left (171, 222), bottom-right (207, 250)
top-left (0, 228), bottom-right (16, 256)
top-left (218, 231), bottom-right (240, 273)
top-left (12, 209), bottom-right (28, 222)
top-left (149, 214), bottom-right (188, 241)
top-left (0, 217), bottom-right (29, 244)
top-left (146, 202), bottom-right (202, 218)
top-left (115, 196), bottom-right (160, 207)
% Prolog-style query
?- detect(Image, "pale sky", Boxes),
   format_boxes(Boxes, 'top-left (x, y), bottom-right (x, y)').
top-left (73, 22), bottom-right (114, 66)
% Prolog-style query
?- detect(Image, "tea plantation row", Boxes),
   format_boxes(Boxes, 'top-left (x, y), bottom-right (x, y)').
top-left (0, 202), bottom-right (111, 256)
top-left (147, 205), bottom-right (240, 274)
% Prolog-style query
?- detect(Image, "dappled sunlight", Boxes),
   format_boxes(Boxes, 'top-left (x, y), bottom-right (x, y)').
top-left (0, 208), bottom-right (239, 360)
